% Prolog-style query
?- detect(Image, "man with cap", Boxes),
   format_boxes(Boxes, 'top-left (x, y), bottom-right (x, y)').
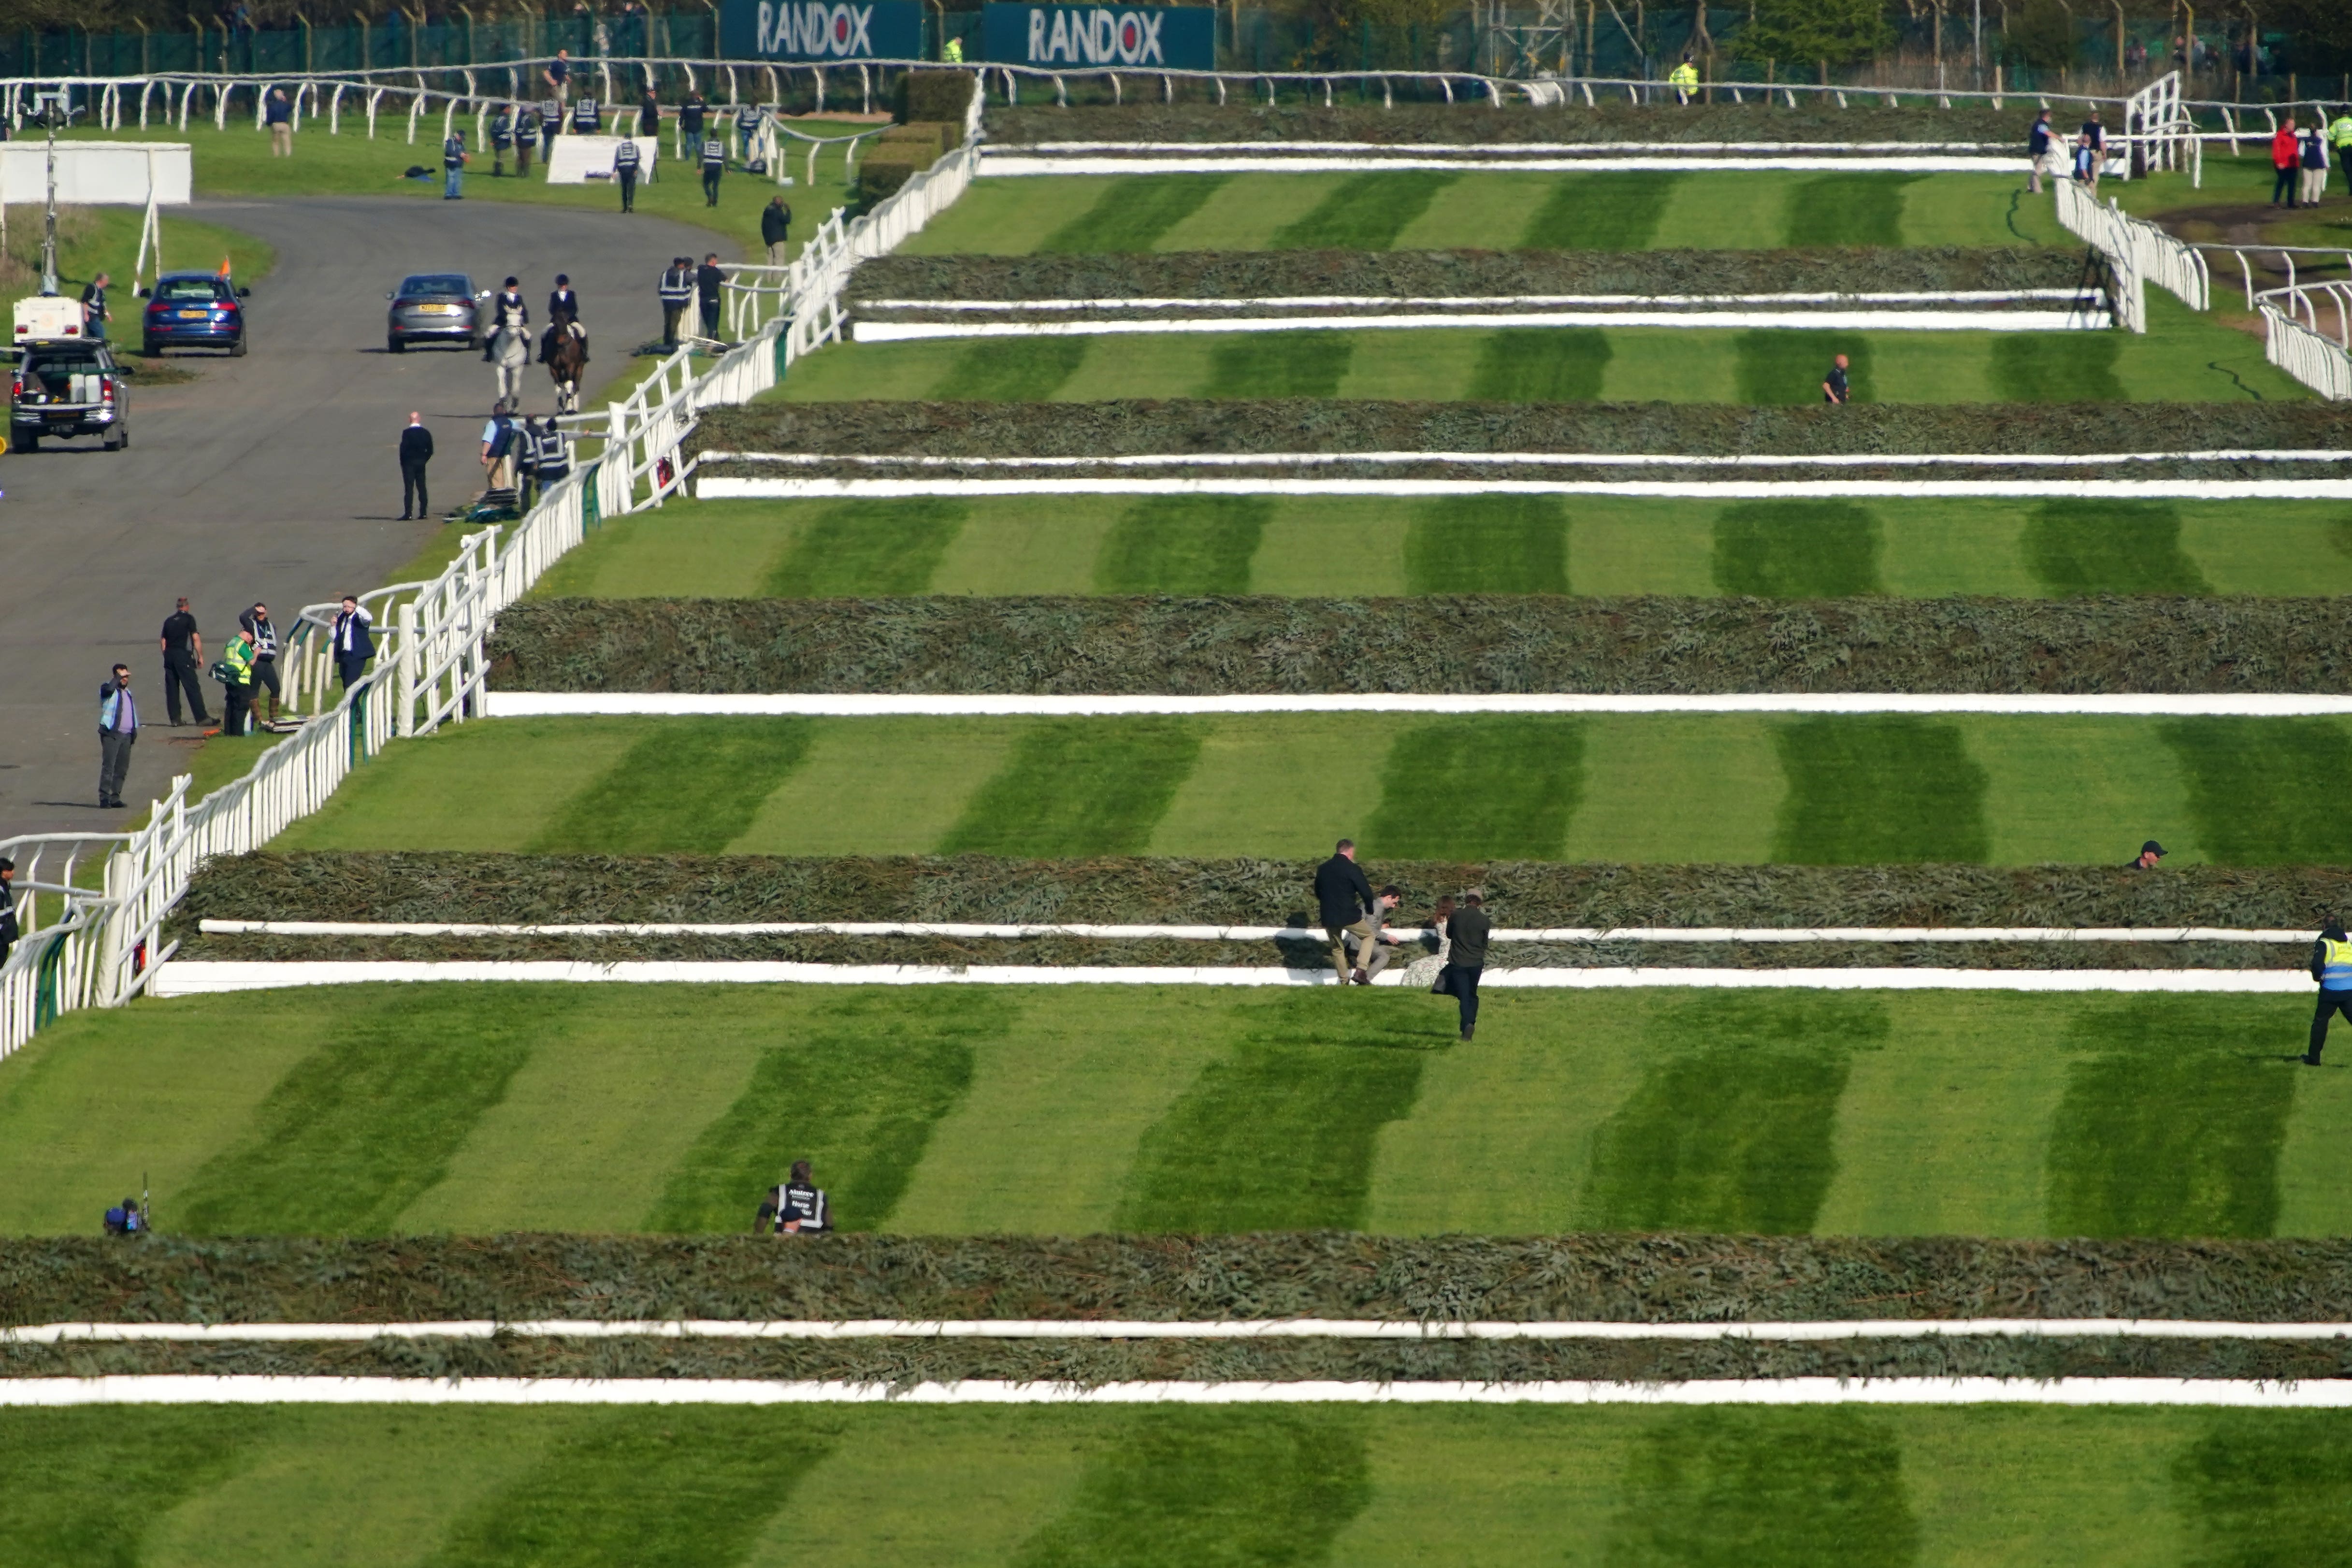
top-left (2309, 919), bottom-right (2352, 1065)
top-left (2128, 840), bottom-right (2166, 869)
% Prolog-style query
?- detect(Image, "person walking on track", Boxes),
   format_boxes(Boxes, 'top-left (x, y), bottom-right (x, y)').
top-left (2309, 918), bottom-right (2352, 1064)
top-left (701, 130), bottom-right (726, 206)
top-left (1314, 838), bottom-right (1380, 986)
top-left (763, 196), bottom-right (792, 264)
top-left (159, 597), bottom-right (210, 727)
top-left (399, 411), bottom-right (434, 520)
top-left (97, 664), bottom-right (138, 810)
top-left (614, 132), bottom-right (641, 212)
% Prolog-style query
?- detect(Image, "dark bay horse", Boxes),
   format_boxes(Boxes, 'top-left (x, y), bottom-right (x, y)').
top-left (540, 319), bottom-right (589, 414)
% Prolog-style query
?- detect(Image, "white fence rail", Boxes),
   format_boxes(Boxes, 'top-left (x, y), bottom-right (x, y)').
top-left (0, 85), bottom-right (983, 1064)
top-left (2259, 283), bottom-right (2352, 402)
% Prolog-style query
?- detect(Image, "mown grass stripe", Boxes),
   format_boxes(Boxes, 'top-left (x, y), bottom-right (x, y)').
top-left (1784, 173), bottom-right (1919, 248)
top-left (1771, 717), bottom-right (1990, 864)
top-left (1735, 331), bottom-right (1873, 405)
top-left (2022, 500), bottom-right (2212, 596)
top-left (1366, 715), bottom-right (1584, 860)
top-left (2044, 1001), bottom-right (2294, 1238)
top-left (1117, 996), bottom-right (1434, 1232)
top-left (1403, 495), bottom-right (1571, 594)
top-left (1270, 171), bottom-right (1459, 249)
top-left (1992, 333), bottom-right (2124, 402)
top-left (1467, 328), bottom-right (1612, 401)
top-left (419, 1410), bottom-right (833, 1568)
top-left (2175, 1415), bottom-right (2352, 1564)
top-left (932, 337), bottom-right (1090, 400)
top-left (1200, 331), bottom-right (1355, 397)
top-left (1041, 174), bottom-right (1229, 252)
top-left (1712, 500), bottom-right (1885, 597)
top-left (940, 718), bottom-right (1204, 855)
top-left (526, 719), bottom-right (819, 855)
top-left (1095, 495), bottom-right (1270, 593)
top-left (1012, 1409), bottom-right (1371, 1568)
top-left (761, 499), bottom-right (966, 596)
top-left (1611, 1409), bottom-right (1920, 1567)
top-left (2165, 718), bottom-right (2352, 866)
top-left (1574, 993), bottom-right (1883, 1234)
top-left (0, 1407), bottom-right (273, 1568)
top-left (174, 987), bottom-right (567, 1235)
top-left (1519, 171), bottom-right (1680, 249)
top-left (646, 991), bottom-right (1009, 1234)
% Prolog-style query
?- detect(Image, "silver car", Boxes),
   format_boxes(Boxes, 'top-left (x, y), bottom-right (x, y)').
top-left (385, 272), bottom-right (486, 353)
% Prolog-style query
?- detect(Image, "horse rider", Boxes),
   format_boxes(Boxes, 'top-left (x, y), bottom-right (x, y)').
top-left (548, 274), bottom-right (580, 326)
top-left (486, 276), bottom-right (528, 362)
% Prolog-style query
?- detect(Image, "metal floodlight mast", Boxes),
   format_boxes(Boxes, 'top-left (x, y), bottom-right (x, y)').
top-left (33, 88), bottom-right (78, 298)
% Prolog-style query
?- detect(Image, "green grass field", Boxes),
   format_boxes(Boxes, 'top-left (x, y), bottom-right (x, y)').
top-left (770, 297), bottom-right (2297, 404)
top-left (267, 712), bottom-right (2352, 867)
top-left (4, 985), bottom-right (2348, 1238)
top-left (541, 494), bottom-right (2352, 600)
top-left (906, 170), bottom-right (2066, 254)
top-left (54, 115), bottom-right (865, 262)
top-left (15, 1401), bottom-right (2349, 1568)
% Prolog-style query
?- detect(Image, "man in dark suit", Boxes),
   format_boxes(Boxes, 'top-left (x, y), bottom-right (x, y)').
top-left (331, 595), bottom-right (375, 690)
top-left (1439, 890), bottom-right (1493, 1041)
top-left (1314, 837), bottom-right (1378, 986)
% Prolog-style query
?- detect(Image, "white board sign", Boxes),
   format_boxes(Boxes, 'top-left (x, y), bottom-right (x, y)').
top-left (0, 142), bottom-right (191, 205)
top-left (541, 135), bottom-right (660, 185)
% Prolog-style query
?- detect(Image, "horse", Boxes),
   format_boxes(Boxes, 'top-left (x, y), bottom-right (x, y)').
top-left (489, 324), bottom-right (531, 407)
top-left (541, 318), bottom-right (588, 415)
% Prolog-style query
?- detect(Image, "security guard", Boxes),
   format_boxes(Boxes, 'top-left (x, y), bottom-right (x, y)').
top-left (571, 93), bottom-right (601, 134)
top-left (658, 256), bottom-right (694, 345)
top-left (218, 628), bottom-right (256, 737)
top-left (754, 1160), bottom-right (830, 1235)
top-left (534, 416), bottom-right (572, 491)
top-left (1668, 54), bottom-right (1700, 104)
top-left (441, 126), bottom-right (467, 199)
top-left (489, 103), bottom-right (514, 176)
top-left (700, 129), bottom-right (725, 206)
top-left (613, 132), bottom-right (641, 212)
top-left (736, 99), bottom-right (762, 164)
top-left (2309, 920), bottom-right (2352, 1065)
top-left (515, 101), bottom-right (541, 176)
top-left (2333, 105), bottom-right (2352, 163)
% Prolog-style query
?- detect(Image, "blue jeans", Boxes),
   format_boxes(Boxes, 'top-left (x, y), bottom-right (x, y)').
top-left (444, 166), bottom-right (462, 198)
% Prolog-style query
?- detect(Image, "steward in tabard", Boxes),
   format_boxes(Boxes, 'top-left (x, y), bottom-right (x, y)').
top-left (2307, 920), bottom-right (2352, 1065)
top-left (612, 132), bottom-right (641, 212)
top-left (571, 94), bottom-right (601, 134)
top-left (700, 133), bottom-right (726, 205)
top-left (489, 104), bottom-right (514, 175)
top-left (755, 1160), bottom-right (830, 1234)
top-left (515, 103), bottom-right (541, 175)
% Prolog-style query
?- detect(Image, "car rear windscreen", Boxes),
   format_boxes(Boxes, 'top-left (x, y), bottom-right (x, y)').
top-left (398, 275), bottom-right (469, 297)
top-left (154, 278), bottom-right (224, 301)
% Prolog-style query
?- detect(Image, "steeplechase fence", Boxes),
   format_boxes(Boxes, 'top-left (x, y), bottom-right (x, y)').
top-left (0, 80), bottom-right (985, 1064)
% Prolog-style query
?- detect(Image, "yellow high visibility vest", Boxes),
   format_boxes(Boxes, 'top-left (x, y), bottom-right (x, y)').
top-left (1668, 63), bottom-right (1699, 88)
top-left (2323, 937), bottom-right (2352, 989)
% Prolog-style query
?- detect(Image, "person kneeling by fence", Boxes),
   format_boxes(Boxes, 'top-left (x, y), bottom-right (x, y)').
top-left (755, 1160), bottom-right (830, 1234)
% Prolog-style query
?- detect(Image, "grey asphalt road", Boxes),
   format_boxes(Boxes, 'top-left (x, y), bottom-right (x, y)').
top-left (0, 194), bottom-right (729, 839)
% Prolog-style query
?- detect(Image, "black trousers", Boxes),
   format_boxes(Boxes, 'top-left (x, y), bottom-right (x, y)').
top-left (337, 654), bottom-right (369, 690)
top-left (618, 167), bottom-right (637, 211)
top-left (702, 166), bottom-right (721, 204)
top-left (2312, 991), bottom-right (2352, 1058)
top-left (699, 295), bottom-right (721, 340)
top-left (249, 655), bottom-right (281, 719)
top-left (2275, 164), bottom-right (2300, 205)
top-left (1453, 964), bottom-right (1483, 1034)
top-left (222, 680), bottom-right (250, 737)
top-left (162, 652), bottom-right (209, 725)
top-left (662, 301), bottom-right (685, 345)
top-left (98, 727), bottom-right (135, 805)
top-left (402, 458), bottom-right (430, 518)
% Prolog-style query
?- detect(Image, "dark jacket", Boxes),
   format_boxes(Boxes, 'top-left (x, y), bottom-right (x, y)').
top-left (0, 885), bottom-right (18, 967)
top-left (1313, 853), bottom-right (1374, 929)
top-left (1446, 906), bottom-right (1493, 969)
top-left (695, 262), bottom-right (724, 302)
top-left (761, 202), bottom-right (792, 245)
top-left (332, 608), bottom-right (375, 663)
top-left (399, 424), bottom-right (434, 463)
top-left (548, 288), bottom-right (579, 321)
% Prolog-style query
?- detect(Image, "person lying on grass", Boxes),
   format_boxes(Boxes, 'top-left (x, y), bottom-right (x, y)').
top-left (755, 1160), bottom-right (830, 1235)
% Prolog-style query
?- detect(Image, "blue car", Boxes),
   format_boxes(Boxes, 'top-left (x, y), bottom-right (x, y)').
top-left (141, 270), bottom-right (249, 357)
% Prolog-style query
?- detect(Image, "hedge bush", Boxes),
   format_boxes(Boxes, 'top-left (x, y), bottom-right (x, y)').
top-left (985, 101), bottom-right (2023, 146)
top-left (10, 1234), bottom-right (2352, 1327)
top-left (692, 398), bottom-right (2352, 459)
top-left (897, 68), bottom-right (976, 128)
top-left (184, 852), bottom-right (2352, 930)
top-left (489, 596), bottom-right (2352, 696)
top-left (851, 246), bottom-right (2091, 302)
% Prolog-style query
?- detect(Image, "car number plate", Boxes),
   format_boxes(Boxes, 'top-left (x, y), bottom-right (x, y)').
top-left (178, 309), bottom-right (209, 318)
top-left (426, 304), bottom-right (462, 314)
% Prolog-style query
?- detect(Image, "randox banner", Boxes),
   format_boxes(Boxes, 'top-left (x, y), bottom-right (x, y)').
top-left (720, 0), bottom-right (925, 60)
top-left (981, 3), bottom-right (1217, 70)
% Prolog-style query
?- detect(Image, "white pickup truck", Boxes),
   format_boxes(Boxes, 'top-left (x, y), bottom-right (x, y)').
top-left (11, 296), bottom-right (131, 452)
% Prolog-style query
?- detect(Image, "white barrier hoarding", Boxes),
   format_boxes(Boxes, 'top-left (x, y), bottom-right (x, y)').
top-left (542, 135), bottom-right (660, 184)
top-left (0, 143), bottom-right (191, 205)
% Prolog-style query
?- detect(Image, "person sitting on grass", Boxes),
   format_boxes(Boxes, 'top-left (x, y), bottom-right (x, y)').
top-left (755, 1159), bottom-right (829, 1235)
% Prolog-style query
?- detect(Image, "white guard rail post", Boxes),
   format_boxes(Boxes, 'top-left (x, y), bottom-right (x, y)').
top-left (0, 96), bottom-right (988, 1062)
top-left (2258, 284), bottom-right (2352, 402)
top-left (2052, 179), bottom-right (2147, 331)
